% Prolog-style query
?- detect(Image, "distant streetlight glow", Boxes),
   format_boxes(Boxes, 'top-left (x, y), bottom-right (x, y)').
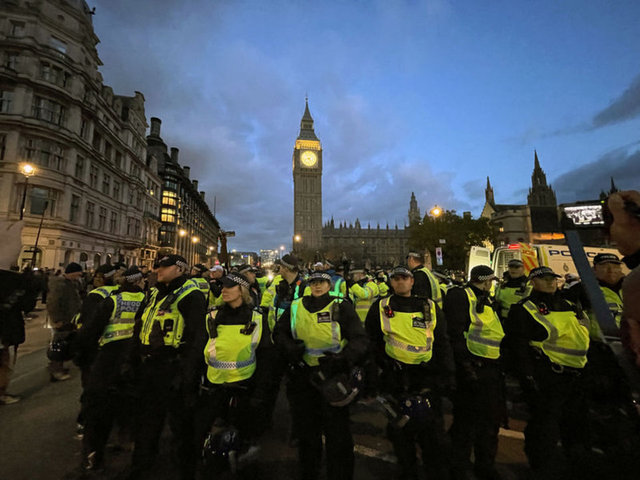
top-left (19, 163), bottom-right (36, 220)
top-left (430, 205), bottom-right (443, 218)
top-left (179, 229), bottom-right (187, 237)
top-left (191, 236), bottom-right (199, 243)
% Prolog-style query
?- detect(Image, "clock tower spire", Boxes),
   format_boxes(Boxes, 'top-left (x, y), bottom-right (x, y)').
top-left (293, 99), bottom-right (323, 254)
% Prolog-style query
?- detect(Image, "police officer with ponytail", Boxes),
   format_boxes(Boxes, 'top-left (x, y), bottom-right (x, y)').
top-left (275, 270), bottom-right (368, 480)
top-left (78, 266), bottom-right (145, 473)
top-left (191, 272), bottom-right (274, 476)
top-left (127, 255), bottom-right (207, 480)
top-left (445, 265), bottom-right (505, 480)
top-left (365, 266), bottom-right (454, 480)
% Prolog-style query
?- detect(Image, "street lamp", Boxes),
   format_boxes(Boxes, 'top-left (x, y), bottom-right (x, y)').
top-left (429, 205), bottom-right (443, 218)
top-left (19, 163), bottom-right (36, 220)
top-left (279, 245), bottom-right (285, 259)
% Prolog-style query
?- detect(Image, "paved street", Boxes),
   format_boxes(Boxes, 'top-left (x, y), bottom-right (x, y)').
top-left (1, 305), bottom-right (530, 480)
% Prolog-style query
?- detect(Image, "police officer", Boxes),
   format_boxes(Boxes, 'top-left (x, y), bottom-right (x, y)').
top-left (495, 259), bottom-right (530, 321)
top-left (78, 266), bottom-right (145, 472)
top-left (265, 254), bottom-right (307, 331)
top-left (446, 265), bottom-right (505, 480)
top-left (73, 264), bottom-right (119, 437)
top-left (237, 264), bottom-right (262, 306)
top-left (275, 271), bottom-right (368, 480)
top-left (504, 266), bottom-right (590, 478)
top-left (207, 265), bottom-right (224, 310)
top-left (365, 266), bottom-right (455, 480)
top-left (190, 263), bottom-right (211, 301)
top-left (348, 267), bottom-right (379, 323)
top-left (406, 251), bottom-right (443, 308)
top-left (127, 254), bottom-right (207, 480)
top-left (375, 270), bottom-right (390, 297)
top-left (192, 272), bottom-right (275, 476)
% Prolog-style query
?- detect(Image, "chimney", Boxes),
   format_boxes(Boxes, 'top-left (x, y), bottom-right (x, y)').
top-left (150, 117), bottom-right (161, 137)
top-left (193, 180), bottom-right (198, 190)
top-left (200, 191), bottom-right (205, 200)
top-left (170, 147), bottom-right (179, 164)
top-left (183, 166), bottom-right (190, 179)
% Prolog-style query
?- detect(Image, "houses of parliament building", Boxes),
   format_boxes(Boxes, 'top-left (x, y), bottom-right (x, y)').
top-left (291, 100), bottom-right (413, 266)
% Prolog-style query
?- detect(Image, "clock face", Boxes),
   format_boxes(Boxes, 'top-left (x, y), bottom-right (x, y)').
top-left (300, 150), bottom-right (317, 167)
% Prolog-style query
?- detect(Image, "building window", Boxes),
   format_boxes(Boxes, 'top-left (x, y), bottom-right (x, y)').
top-left (114, 152), bottom-right (122, 169)
top-left (86, 201), bottom-right (95, 228)
top-left (92, 130), bottom-right (101, 150)
top-left (89, 165), bottom-right (98, 188)
top-left (164, 180), bottom-right (177, 191)
top-left (0, 133), bottom-right (6, 160)
top-left (113, 181), bottom-right (121, 201)
top-left (80, 118), bottom-right (89, 139)
top-left (0, 89), bottom-right (13, 113)
top-left (20, 137), bottom-right (65, 170)
top-left (49, 36), bottom-right (67, 55)
top-left (135, 219), bottom-right (141, 237)
top-left (104, 142), bottom-right (112, 162)
top-left (98, 207), bottom-right (107, 230)
top-left (127, 217), bottom-right (134, 236)
top-left (10, 21), bottom-right (25, 37)
top-left (70, 194), bottom-right (80, 222)
top-left (161, 207), bottom-right (176, 223)
top-left (162, 190), bottom-right (178, 206)
top-left (102, 174), bottom-right (110, 194)
top-left (110, 211), bottom-right (118, 231)
top-left (30, 187), bottom-right (57, 216)
top-left (32, 96), bottom-right (65, 125)
top-left (128, 187), bottom-right (134, 205)
top-left (5, 51), bottom-right (19, 70)
top-left (39, 62), bottom-right (70, 88)
top-left (75, 156), bottom-right (84, 179)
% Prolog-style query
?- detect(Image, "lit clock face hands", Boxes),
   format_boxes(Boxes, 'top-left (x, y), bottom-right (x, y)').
top-left (301, 150), bottom-right (317, 167)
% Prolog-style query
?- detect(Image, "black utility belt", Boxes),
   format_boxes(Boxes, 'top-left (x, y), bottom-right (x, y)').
top-left (139, 348), bottom-right (180, 362)
top-left (547, 362), bottom-right (582, 376)
top-left (470, 356), bottom-right (501, 369)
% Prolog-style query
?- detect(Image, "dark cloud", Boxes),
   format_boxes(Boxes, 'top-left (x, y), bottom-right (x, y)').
top-left (553, 142), bottom-right (640, 201)
top-left (592, 73), bottom-right (640, 128)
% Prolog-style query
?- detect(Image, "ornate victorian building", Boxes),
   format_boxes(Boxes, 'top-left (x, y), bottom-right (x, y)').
top-left (0, 0), bottom-right (161, 268)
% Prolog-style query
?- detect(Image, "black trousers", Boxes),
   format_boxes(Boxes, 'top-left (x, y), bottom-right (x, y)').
top-left (131, 356), bottom-right (195, 480)
top-left (82, 342), bottom-right (133, 462)
top-left (450, 362), bottom-right (505, 477)
top-left (77, 364), bottom-right (92, 426)
top-left (387, 394), bottom-right (450, 480)
top-left (288, 372), bottom-right (354, 480)
top-left (524, 364), bottom-right (588, 478)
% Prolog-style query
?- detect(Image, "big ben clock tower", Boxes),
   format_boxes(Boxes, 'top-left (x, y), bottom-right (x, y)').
top-left (293, 99), bottom-right (323, 252)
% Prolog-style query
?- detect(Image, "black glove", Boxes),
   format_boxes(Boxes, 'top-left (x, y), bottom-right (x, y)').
top-left (282, 339), bottom-right (305, 364)
top-left (318, 351), bottom-right (348, 376)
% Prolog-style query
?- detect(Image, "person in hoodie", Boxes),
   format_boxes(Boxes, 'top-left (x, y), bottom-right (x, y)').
top-left (504, 266), bottom-right (590, 479)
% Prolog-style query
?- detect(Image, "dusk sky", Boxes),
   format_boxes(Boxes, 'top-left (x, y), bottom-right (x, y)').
top-left (91, 0), bottom-right (640, 252)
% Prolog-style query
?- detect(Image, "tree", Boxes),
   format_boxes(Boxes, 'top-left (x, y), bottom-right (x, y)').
top-left (408, 210), bottom-right (496, 271)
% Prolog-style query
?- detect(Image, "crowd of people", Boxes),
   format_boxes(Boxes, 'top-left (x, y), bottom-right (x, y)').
top-left (0, 190), bottom-right (639, 480)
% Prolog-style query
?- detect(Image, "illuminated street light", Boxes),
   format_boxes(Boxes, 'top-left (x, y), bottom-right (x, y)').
top-left (179, 229), bottom-right (187, 237)
top-left (191, 236), bottom-right (199, 243)
top-left (429, 205), bottom-right (443, 218)
top-left (294, 234), bottom-right (302, 242)
top-left (19, 163), bottom-right (36, 220)
top-left (280, 244), bottom-right (285, 259)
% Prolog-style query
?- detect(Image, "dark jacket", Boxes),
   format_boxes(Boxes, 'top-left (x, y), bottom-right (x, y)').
top-left (365, 294), bottom-right (455, 396)
top-left (46, 275), bottom-right (82, 329)
top-left (0, 270), bottom-right (27, 346)
top-left (410, 264), bottom-right (434, 301)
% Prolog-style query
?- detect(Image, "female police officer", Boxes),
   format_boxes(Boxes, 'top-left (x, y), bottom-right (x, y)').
top-left (274, 270), bottom-right (368, 480)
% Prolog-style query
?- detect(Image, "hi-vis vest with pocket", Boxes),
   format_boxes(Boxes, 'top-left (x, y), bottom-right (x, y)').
top-left (268, 280), bottom-right (304, 331)
top-left (379, 296), bottom-right (437, 365)
top-left (192, 277), bottom-right (210, 297)
top-left (99, 291), bottom-right (145, 346)
top-left (291, 298), bottom-right (346, 366)
top-left (464, 288), bottom-right (504, 360)
top-left (350, 280), bottom-right (379, 323)
top-left (72, 285), bottom-right (119, 329)
top-left (417, 267), bottom-right (443, 309)
top-left (204, 308), bottom-right (263, 384)
top-left (495, 282), bottom-right (531, 319)
top-left (139, 280), bottom-right (199, 348)
top-left (522, 300), bottom-right (590, 369)
top-left (587, 285), bottom-right (624, 340)
top-left (330, 277), bottom-right (345, 299)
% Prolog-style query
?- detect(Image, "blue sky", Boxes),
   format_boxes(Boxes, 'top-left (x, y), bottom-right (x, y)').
top-left (92, 0), bottom-right (640, 251)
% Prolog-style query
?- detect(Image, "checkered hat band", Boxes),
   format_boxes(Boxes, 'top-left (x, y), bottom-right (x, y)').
top-left (310, 272), bottom-right (332, 282)
top-left (125, 273), bottom-right (143, 282)
top-left (104, 270), bottom-right (116, 278)
top-left (227, 274), bottom-right (250, 289)
top-left (176, 260), bottom-right (189, 270)
top-left (281, 259), bottom-right (295, 269)
top-left (476, 274), bottom-right (495, 281)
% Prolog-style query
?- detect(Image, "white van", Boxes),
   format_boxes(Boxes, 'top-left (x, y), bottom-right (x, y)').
top-left (468, 243), bottom-right (628, 280)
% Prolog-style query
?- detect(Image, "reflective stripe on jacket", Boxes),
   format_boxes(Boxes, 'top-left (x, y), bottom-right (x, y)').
top-left (351, 280), bottom-right (379, 323)
top-left (495, 282), bottom-right (531, 319)
top-left (139, 281), bottom-right (199, 348)
top-left (522, 300), bottom-right (590, 369)
top-left (418, 267), bottom-right (443, 308)
top-left (290, 298), bottom-right (345, 366)
top-left (72, 285), bottom-right (118, 329)
top-left (379, 296), bottom-right (436, 365)
top-left (464, 287), bottom-right (504, 360)
top-left (204, 308), bottom-right (263, 384)
top-left (99, 291), bottom-right (144, 346)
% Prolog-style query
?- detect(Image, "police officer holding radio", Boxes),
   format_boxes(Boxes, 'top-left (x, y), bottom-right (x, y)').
top-left (275, 270), bottom-right (368, 480)
top-left (504, 266), bottom-right (590, 479)
top-left (365, 266), bottom-right (455, 480)
top-left (127, 254), bottom-right (207, 480)
top-left (445, 265), bottom-right (505, 480)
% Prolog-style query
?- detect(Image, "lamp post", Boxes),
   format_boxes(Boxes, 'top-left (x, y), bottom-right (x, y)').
top-left (31, 200), bottom-right (49, 267)
top-left (175, 228), bottom-right (187, 255)
top-left (19, 163), bottom-right (36, 220)
top-left (191, 235), bottom-right (199, 265)
top-left (279, 245), bottom-right (285, 259)
top-left (293, 234), bottom-right (301, 255)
